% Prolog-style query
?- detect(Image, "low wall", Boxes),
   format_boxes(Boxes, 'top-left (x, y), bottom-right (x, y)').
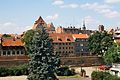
top-left (60, 56), bottom-right (103, 67)
top-left (0, 56), bottom-right (103, 67)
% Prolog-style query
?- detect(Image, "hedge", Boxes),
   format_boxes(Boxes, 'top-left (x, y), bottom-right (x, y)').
top-left (0, 64), bottom-right (28, 77)
top-left (0, 65), bottom-right (75, 77)
top-left (91, 71), bottom-right (120, 80)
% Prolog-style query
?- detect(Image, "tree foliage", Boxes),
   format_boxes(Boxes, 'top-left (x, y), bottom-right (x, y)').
top-left (2, 34), bottom-right (12, 38)
top-left (26, 28), bottom-right (60, 80)
top-left (22, 29), bottom-right (35, 54)
top-left (88, 31), bottom-right (113, 56)
top-left (104, 43), bottom-right (120, 64)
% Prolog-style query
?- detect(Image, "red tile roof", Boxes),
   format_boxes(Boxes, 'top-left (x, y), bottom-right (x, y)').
top-left (49, 33), bottom-right (74, 43)
top-left (72, 34), bottom-right (89, 39)
top-left (2, 38), bottom-right (23, 46)
top-left (114, 39), bottom-right (120, 43)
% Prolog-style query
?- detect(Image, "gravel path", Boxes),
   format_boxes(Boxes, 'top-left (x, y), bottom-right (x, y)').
top-left (0, 76), bottom-right (91, 80)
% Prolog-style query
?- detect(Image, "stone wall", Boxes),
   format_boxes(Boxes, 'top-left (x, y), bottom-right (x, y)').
top-left (60, 56), bottom-right (103, 67)
top-left (0, 56), bottom-right (103, 67)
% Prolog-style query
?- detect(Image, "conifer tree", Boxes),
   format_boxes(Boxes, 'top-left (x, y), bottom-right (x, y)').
top-left (27, 28), bottom-right (60, 80)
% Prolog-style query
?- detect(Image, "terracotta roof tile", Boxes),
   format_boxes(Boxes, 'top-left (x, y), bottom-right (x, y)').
top-left (2, 38), bottom-right (23, 46)
top-left (49, 33), bottom-right (74, 43)
top-left (114, 39), bottom-right (120, 43)
top-left (72, 34), bottom-right (89, 39)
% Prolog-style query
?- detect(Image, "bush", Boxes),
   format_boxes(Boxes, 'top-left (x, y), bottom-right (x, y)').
top-left (56, 66), bottom-right (76, 76)
top-left (0, 64), bottom-right (28, 77)
top-left (0, 67), bottom-right (9, 77)
top-left (91, 71), bottom-right (120, 80)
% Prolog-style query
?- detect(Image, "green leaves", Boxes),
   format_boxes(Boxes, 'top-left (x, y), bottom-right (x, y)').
top-left (88, 31), bottom-right (113, 56)
top-left (104, 43), bottom-right (120, 64)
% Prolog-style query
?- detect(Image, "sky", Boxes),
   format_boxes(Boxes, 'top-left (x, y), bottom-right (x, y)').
top-left (0, 0), bottom-right (120, 34)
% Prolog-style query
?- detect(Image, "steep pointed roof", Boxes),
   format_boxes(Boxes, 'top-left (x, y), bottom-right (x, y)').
top-left (32, 16), bottom-right (46, 29)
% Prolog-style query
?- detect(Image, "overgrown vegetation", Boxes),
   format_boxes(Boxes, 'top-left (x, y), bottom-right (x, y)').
top-left (91, 71), bottom-right (120, 80)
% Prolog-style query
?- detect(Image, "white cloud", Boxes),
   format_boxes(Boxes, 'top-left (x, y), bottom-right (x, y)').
top-left (83, 16), bottom-right (101, 25)
top-left (60, 4), bottom-right (79, 8)
top-left (0, 22), bottom-right (31, 34)
top-left (46, 13), bottom-right (59, 22)
top-left (105, 0), bottom-right (120, 4)
top-left (52, 0), bottom-right (64, 5)
top-left (80, 3), bottom-right (120, 18)
top-left (81, 16), bottom-right (102, 30)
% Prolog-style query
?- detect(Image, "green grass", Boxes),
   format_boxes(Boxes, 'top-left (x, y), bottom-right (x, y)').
top-left (58, 74), bottom-right (81, 79)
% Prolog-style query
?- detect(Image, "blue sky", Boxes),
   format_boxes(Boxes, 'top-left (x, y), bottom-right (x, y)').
top-left (0, 0), bottom-right (120, 34)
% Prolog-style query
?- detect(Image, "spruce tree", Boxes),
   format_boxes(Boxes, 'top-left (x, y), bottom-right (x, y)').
top-left (27, 28), bottom-right (60, 80)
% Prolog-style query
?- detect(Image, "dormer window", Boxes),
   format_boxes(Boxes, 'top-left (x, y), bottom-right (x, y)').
top-left (67, 38), bottom-right (71, 41)
top-left (58, 38), bottom-right (62, 41)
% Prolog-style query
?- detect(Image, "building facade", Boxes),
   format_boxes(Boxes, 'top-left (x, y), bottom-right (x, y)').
top-left (0, 38), bottom-right (26, 56)
top-left (49, 33), bottom-right (75, 57)
top-left (72, 34), bottom-right (89, 56)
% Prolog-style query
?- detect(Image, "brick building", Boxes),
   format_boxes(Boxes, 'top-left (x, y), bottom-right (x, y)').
top-left (56, 26), bottom-right (93, 35)
top-left (49, 33), bottom-right (90, 57)
top-left (32, 16), bottom-right (56, 33)
top-left (72, 34), bottom-right (89, 56)
top-left (0, 37), bottom-right (26, 56)
top-left (49, 33), bottom-right (75, 57)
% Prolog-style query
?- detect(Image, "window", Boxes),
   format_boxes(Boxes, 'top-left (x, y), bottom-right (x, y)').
top-left (3, 51), bottom-right (6, 55)
top-left (21, 51), bottom-right (24, 55)
top-left (63, 43), bottom-right (65, 45)
top-left (66, 47), bottom-right (68, 49)
top-left (80, 44), bottom-right (84, 46)
top-left (7, 51), bottom-right (11, 55)
top-left (58, 38), bottom-right (62, 41)
top-left (69, 43), bottom-right (71, 45)
top-left (59, 47), bottom-right (61, 49)
top-left (12, 51), bottom-right (15, 55)
top-left (67, 38), bottom-right (71, 41)
top-left (55, 43), bottom-right (58, 45)
top-left (17, 51), bottom-right (19, 55)
top-left (81, 39), bottom-right (84, 41)
top-left (81, 49), bottom-right (84, 51)
top-left (66, 43), bottom-right (68, 45)
top-left (63, 47), bottom-right (64, 49)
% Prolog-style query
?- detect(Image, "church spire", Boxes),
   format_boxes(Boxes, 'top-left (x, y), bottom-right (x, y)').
top-left (82, 20), bottom-right (86, 30)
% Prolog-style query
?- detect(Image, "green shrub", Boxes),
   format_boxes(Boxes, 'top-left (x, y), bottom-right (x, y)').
top-left (0, 64), bottom-right (28, 77)
top-left (91, 71), bottom-right (120, 80)
top-left (56, 66), bottom-right (76, 76)
top-left (0, 67), bottom-right (9, 77)
top-left (12, 67), bottom-right (22, 76)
